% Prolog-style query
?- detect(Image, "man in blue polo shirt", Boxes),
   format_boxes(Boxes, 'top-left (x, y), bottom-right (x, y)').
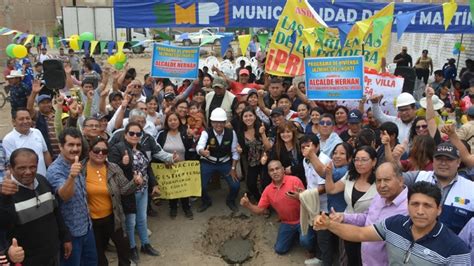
top-left (313, 181), bottom-right (471, 265)
top-left (402, 142), bottom-right (474, 234)
top-left (47, 128), bottom-right (97, 265)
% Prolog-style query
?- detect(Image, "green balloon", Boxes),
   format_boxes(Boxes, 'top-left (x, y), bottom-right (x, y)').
top-left (80, 32), bottom-right (94, 41)
top-left (115, 62), bottom-right (124, 70)
top-left (6, 44), bottom-right (16, 57)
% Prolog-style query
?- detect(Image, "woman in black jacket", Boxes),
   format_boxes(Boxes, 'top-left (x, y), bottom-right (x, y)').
top-left (108, 122), bottom-right (160, 263)
top-left (156, 112), bottom-right (196, 219)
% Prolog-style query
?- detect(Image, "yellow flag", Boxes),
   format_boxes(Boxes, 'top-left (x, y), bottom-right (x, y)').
top-left (265, 0), bottom-right (327, 77)
top-left (47, 37), bottom-right (54, 49)
top-left (354, 19), bottom-right (372, 43)
top-left (117, 41), bottom-right (125, 53)
top-left (70, 39), bottom-right (79, 50)
top-left (90, 40), bottom-right (99, 57)
top-left (23, 34), bottom-right (35, 45)
top-left (442, 0), bottom-right (458, 31)
top-left (238, 35), bottom-right (251, 56)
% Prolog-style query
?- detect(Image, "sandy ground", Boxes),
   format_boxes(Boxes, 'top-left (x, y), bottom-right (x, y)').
top-left (0, 56), bottom-right (308, 265)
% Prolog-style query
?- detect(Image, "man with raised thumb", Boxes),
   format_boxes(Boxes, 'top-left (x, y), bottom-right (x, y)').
top-left (47, 128), bottom-right (98, 265)
top-left (1, 148), bottom-right (71, 265)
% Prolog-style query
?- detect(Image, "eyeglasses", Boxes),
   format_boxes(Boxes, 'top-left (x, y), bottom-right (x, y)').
top-left (403, 242), bottom-right (415, 264)
top-left (354, 157), bottom-right (371, 163)
top-left (84, 124), bottom-right (100, 129)
top-left (91, 148), bottom-right (108, 155)
top-left (127, 131), bottom-right (143, 137)
top-left (319, 120), bottom-right (333, 126)
top-left (415, 125), bottom-right (428, 130)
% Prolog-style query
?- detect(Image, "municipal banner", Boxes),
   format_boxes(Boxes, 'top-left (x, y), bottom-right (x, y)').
top-left (305, 56), bottom-right (364, 100)
top-left (151, 161), bottom-right (202, 199)
top-left (265, 0), bottom-right (327, 77)
top-left (113, 0), bottom-right (474, 34)
top-left (151, 43), bottom-right (199, 79)
top-left (338, 68), bottom-right (404, 116)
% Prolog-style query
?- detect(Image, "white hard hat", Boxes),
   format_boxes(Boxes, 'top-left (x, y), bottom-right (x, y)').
top-left (210, 108), bottom-right (227, 122)
top-left (396, 93), bottom-right (416, 108)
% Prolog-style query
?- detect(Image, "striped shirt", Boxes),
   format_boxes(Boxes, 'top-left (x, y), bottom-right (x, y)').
top-left (374, 214), bottom-right (471, 265)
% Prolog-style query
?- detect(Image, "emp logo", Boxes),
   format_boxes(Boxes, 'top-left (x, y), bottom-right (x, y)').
top-left (154, 2), bottom-right (219, 25)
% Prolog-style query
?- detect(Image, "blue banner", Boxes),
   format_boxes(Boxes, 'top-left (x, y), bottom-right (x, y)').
top-left (305, 56), bottom-right (364, 100)
top-left (113, 0), bottom-right (474, 34)
top-left (151, 43), bottom-right (199, 79)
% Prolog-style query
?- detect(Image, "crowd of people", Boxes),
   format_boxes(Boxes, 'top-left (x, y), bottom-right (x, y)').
top-left (0, 42), bottom-right (473, 266)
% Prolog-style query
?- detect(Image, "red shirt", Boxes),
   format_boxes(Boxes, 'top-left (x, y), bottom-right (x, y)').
top-left (258, 175), bottom-right (304, 224)
top-left (229, 81), bottom-right (262, 95)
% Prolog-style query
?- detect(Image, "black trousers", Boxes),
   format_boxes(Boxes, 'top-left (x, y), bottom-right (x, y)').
top-left (415, 68), bottom-right (430, 84)
top-left (344, 240), bottom-right (362, 266)
top-left (169, 197), bottom-right (190, 210)
top-left (92, 214), bottom-right (131, 266)
top-left (246, 165), bottom-right (262, 201)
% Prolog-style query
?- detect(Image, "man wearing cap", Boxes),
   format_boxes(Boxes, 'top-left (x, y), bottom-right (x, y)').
top-left (340, 109), bottom-right (363, 146)
top-left (196, 108), bottom-right (241, 212)
top-left (3, 109), bottom-right (52, 177)
top-left (403, 142), bottom-right (474, 234)
top-left (393, 46), bottom-right (412, 68)
top-left (204, 76), bottom-right (237, 122)
top-left (456, 106), bottom-right (474, 152)
top-left (37, 47), bottom-right (51, 63)
top-left (370, 92), bottom-right (417, 143)
top-left (213, 65), bottom-right (263, 95)
top-left (26, 80), bottom-right (60, 158)
top-left (7, 70), bottom-right (30, 117)
top-left (20, 59), bottom-right (34, 89)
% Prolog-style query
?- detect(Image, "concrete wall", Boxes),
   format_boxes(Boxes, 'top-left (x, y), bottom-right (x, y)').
top-left (0, 0), bottom-right (58, 64)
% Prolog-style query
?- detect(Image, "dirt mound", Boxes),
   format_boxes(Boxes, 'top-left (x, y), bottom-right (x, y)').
top-left (197, 214), bottom-right (264, 263)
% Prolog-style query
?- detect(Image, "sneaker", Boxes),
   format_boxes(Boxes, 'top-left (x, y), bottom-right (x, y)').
top-left (184, 208), bottom-right (194, 220)
top-left (226, 201), bottom-right (238, 212)
top-left (170, 208), bottom-right (178, 218)
top-left (130, 247), bottom-right (139, 263)
top-left (141, 243), bottom-right (160, 256)
top-left (197, 202), bottom-right (212, 213)
top-left (304, 257), bottom-right (321, 265)
top-left (147, 228), bottom-right (152, 237)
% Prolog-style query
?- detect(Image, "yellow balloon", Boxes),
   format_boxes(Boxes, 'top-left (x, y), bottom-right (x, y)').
top-left (107, 55), bottom-right (117, 65)
top-left (12, 45), bottom-right (28, 58)
top-left (70, 34), bottom-right (80, 40)
top-left (70, 39), bottom-right (79, 50)
top-left (116, 52), bottom-right (126, 63)
top-left (460, 46), bottom-right (466, 52)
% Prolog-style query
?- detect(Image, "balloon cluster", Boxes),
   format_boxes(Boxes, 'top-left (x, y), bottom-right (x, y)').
top-left (5, 44), bottom-right (27, 58)
top-left (68, 32), bottom-right (95, 50)
top-left (452, 42), bottom-right (465, 55)
top-left (107, 52), bottom-right (127, 70)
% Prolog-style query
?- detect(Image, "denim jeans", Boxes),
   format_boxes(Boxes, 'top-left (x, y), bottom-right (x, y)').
top-left (125, 191), bottom-right (149, 248)
top-left (274, 223), bottom-right (315, 255)
top-left (200, 160), bottom-right (240, 204)
top-left (61, 228), bottom-right (97, 266)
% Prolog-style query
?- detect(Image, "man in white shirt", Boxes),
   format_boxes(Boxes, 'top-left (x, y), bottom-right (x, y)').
top-left (37, 47), bottom-right (51, 64)
top-left (3, 109), bottom-right (52, 177)
top-left (370, 93), bottom-right (417, 143)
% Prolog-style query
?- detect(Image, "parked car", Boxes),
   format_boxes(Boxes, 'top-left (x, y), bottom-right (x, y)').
top-left (176, 28), bottom-right (234, 46)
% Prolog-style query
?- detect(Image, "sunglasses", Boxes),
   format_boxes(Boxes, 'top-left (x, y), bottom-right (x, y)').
top-left (127, 131), bottom-right (143, 137)
top-left (319, 120), bottom-right (333, 126)
top-left (415, 125), bottom-right (428, 130)
top-left (91, 148), bottom-right (108, 155)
